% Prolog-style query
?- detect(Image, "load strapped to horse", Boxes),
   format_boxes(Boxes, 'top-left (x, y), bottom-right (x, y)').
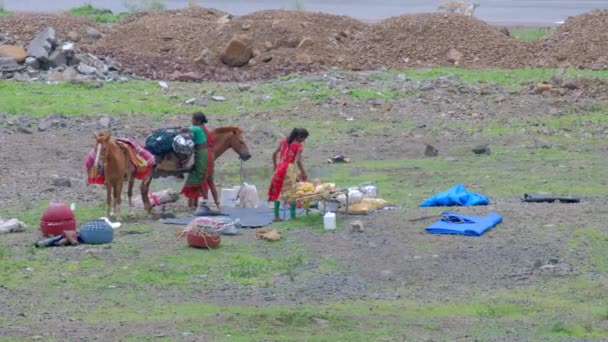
top-left (145, 127), bottom-right (196, 177)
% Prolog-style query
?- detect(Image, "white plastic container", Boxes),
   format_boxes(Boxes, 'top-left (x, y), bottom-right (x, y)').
top-left (220, 188), bottom-right (238, 208)
top-left (324, 212), bottom-right (336, 230)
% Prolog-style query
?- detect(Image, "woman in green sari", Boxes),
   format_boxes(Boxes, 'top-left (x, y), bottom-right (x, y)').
top-left (181, 112), bottom-right (220, 211)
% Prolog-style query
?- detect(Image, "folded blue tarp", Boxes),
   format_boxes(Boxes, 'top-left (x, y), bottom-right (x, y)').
top-left (426, 212), bottom-right (503, 236)
top-left (420, 183), bottom-right (489, 207)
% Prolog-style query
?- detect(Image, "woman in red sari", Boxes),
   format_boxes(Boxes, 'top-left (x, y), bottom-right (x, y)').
top-left (268, 128), bottom-right (309, 221)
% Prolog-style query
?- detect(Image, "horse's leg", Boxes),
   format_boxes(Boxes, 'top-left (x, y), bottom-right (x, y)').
top-left (127, 166), bottom-right (135, 217)
top-left (127, 174), bottom-right (135, 217)
top-left (114, 180), bottom-right (123, 221)
top-left (105, 183), bottom-right (112, 218)
top-left (140, 171), bottom-right (154, 214)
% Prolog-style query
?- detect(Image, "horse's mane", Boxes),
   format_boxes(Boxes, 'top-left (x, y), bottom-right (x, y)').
top-left (212, 126), bottom-right (244, 135)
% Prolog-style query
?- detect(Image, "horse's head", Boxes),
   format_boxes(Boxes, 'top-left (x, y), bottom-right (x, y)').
top-left (95, 132), bottom-right (112, 145)
top-left (93, 132), bottom-right (112, 167)
top-left (213, 127), bottom-right (252, 161)
top-left (228, 128), bottom-right (252, 161)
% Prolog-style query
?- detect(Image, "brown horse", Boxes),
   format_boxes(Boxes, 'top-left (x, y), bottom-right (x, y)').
top-left (140, 126), bottom-right (252, 214)
top-left (94, 132), bottom-right (136, 220)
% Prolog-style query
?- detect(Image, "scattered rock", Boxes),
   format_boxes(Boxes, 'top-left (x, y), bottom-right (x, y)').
top-left (86, 27), bottom-right (103, 40)
top-left (261, 55), bottom-right (273, 63)
top-left (212, 95), bottom-right (226, 101)
top-left (185, 98), bottom-right (197, 105)
top-left (158, 81), bottom-right (169, 90)
top-left (16, 126), bottom-right (33, 134)
top-left (295, 53), bottom-right (313, 64)
top-left (38, 114), bottom-right (66, 132)
top-left (0, 57), bottom-right (18, 68)
top-left (220, 35), bottom-right (253, 67)
top-left (498, 27), bottom-right (511, 37)
top-left (252, 49), bottom-right (261, 58)
top-left (241, 23), bottom-right (251, 31)
top-left (472, 144), bottom-right (491, 155)
top-left (0, 45), bottom-right (27, 63)
top-left (424, 144), bottom-right (439, 157)
top-left (380, 102), bottom-right (393, 112)
top-left (77, 63), bottom-right (97, 75)
top-left (67, 31), bottom-right (81, 42)
top-left (51, 176), bottom-right (72, 187)
top-left (216, 14), bottom-right (232, 25)
top-left (446, 48), bottom-right (463, 65)
top-left (248, 58), bottom-right (257, 66)
top-left (537, 83), bottom-right (553, 92)
top-left (263, 41), bottom-right (273, 51)
top-left (27, 27), bottom-right (56, 61)
top-left (48, 51), bottom-right (68, 68)
top-left (238, 84), bottom-right (251, 91)
top-left (297, 37), bottom-right (314, 49)
top-left (25, 57), bottom-right (39, 69)
top-left (77, 53), bottom-right (109, 74)
top-left (194, 48), bottom-right (213, 66)
top-left (350, 220), bottom-right (364, 232)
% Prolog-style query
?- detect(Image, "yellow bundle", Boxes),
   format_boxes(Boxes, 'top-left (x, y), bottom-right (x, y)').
top-left (295, 182), bottom-right (315, 197)
top-left (347, 198), bottom-right (389, 215)
top-left (315, 183), bottom-right (336, 193)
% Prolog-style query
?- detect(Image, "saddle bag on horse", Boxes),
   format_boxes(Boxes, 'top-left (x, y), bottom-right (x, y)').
top-left (145, 128), bottom-right (195, 175)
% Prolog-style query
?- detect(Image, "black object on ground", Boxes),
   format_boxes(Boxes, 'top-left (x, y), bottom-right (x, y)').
top-left (522, 193), bottom-right (581, 203)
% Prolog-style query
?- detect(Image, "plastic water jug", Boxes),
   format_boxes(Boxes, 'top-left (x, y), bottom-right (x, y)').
top-left (323, 212), bottom-right (336, 230)
top-left (220, 188), bottom-right (238, 208)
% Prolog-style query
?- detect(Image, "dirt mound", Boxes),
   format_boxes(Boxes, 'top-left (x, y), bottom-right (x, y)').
top-left (348, 13), bottom-right (534, 69)
top-left (91, 8), bottom-right (367, 75)
top-left (532, 10), bottom-right (608, 69)
top-left (0, 13), bottom-right (103, 45)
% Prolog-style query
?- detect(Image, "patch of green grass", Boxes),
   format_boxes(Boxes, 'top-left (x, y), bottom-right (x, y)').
top-left (570, 227), bottom-right (608, 272)
top-left (0, 80), bottom-right (191, 117)
top-left (346, 87), bottom-right (395, 99)
top-left (392, 67), bottom-right (608, 89)
top-left (122, 0), bottom-right (166, 12)
top-left (79, 278), bottom-right (608, 341)
top-left (510, 27), bottom-right (554, 41)
top-left (0, 8), bottom-right (10, 16)
top-left (68, 4), bottom-right (128, 23)
top-left (325, 145), bottom-right (608, 205)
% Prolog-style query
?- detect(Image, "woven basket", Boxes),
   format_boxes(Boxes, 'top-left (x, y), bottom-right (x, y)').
top-left (79, 220), bottom-right (114, 244)
top-left (186, 228), bottom-right (221, 249)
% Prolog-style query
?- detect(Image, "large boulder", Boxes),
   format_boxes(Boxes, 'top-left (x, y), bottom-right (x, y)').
top-left (220, 35), bottom-right (253, 67)
top-left (0, 45), bottom-right (27, 63)
top-left (27, 27), bottom-right (56, 61)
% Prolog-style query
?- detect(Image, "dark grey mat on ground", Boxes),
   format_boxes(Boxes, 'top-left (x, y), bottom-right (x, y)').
top-left (161, 204), bottom-right (308, 228)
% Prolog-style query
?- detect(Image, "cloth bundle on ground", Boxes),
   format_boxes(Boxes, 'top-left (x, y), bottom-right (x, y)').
top-left (426, 212), bottom-right (502, 236)
top-left (420, 183), bottom-right (489, 207)
top-left (0, 218), bottom-right (26, 234)
top-left (84, 138), bottom-right (156, 185)
top-left (186, 216), bottom-right (241, 236)
top-left (133, 188), bottom-right (180, 208)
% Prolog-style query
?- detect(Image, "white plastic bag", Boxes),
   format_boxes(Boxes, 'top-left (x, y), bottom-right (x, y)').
top-left (336, 189), bottom-right (364, 205)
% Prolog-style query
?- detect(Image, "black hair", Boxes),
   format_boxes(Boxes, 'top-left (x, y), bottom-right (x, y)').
top-left (192, 112), bottom-right (208, 124)
top-left (287, 128), bottom-right (309, 144)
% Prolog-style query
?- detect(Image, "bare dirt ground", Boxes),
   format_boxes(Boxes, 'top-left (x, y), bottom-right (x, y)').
top-left (2, 69), bottom-right (608, 340)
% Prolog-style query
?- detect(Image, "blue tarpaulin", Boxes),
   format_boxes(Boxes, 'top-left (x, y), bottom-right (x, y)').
top-left (426, 212), bottom-right (503, 236)
top-left (419, 183), bottom-right (489, 207)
